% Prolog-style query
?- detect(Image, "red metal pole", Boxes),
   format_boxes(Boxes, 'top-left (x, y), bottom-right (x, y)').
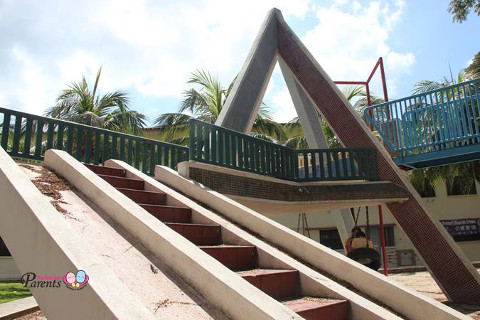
top-left (378, 204), bottom-right (388, 275)
top-left (379, 57), bottom-right (390, 120)
top-left (333, 81), bottom-right (367, 85)
top-left (366, 83), bottom-right (373, 130)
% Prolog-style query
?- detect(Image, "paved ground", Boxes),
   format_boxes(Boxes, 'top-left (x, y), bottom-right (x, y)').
top-left (389, 269), bottom-right (480, 319)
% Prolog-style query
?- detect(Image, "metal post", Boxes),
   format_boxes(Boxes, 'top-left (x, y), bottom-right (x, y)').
top-left (366, 83), bottom-right (374, 130)
top-left (378, 204), bottom-right (388, 275)
top-left (379, 57), bottom-right (390, 119)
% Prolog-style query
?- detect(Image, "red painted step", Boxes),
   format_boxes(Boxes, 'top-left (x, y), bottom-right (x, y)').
top-left (238, 269), bottom-right (298, 300)
top-left (117, 188), bottom-right (166, 205)
top-left (140, 204), bottom-right (192, 223)
top-left (283, 298), bottom-right (348, 320)
top-left (199, 245), bottom-right (256, 271)
top-left (166, 222), bottom-right (221, 245)
top-left (85, 164), bottom-right (126, 177)
top-left (84, 163), bottom-right (349, 319)
top-left (98, 174), bottom-right (145, 190)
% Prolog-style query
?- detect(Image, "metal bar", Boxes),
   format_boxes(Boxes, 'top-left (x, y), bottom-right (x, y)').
top-left (76, 127), bottom-right (83, 161)
top-left (127, 138), bottom-right (133, 165)
top-left (102, 133), bottom-right (109, 164)
top-left (34, 119), bottom-right (44, 159)
top-left (11, 115), bottom-right (22, 155)
top-left (163, 145), bottom-right (169, 167)
top-left (56, 124), bottom-right (64, 151)
top-left (205, 126), bottom-right (210, 162)
top-left (66, 126), bottom-right (74, 155)
top-left (85, 129), bottom-right (92, 163)
top-left (319, 151), bottom-right (325, 179)
top-left (142, 141), bottom-right (148, 173)
top-left (22, 118), bottom-right (33, 157)
top-left (110, 133), bottom-right (117, 159)
top-left (134, 139), bottom-right (141, 169)
top-left (333, 81), bottom-right (367, 85)
top-left (1, 112), bottom-right (11, 151)
top-left (149, 144), bottom-right (156, 174)
top-left (378, 205), bottom-right (388, 276)
top-left (46, 122), bottom-right (54, 152)
top-left (119, 136), bottom-right (125, 161)
top-left (218, 128), bottom-right (224, 164)
top-left (93, 131), bottom-right (101, 164)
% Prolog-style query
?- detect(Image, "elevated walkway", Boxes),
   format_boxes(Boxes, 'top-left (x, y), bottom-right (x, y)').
top-left (364, 78), bottom-right (480, 169)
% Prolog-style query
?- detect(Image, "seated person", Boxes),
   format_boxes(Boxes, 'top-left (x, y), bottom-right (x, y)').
top-left (344, 226), bottom-right (361, 255)
top-left (350, 230), bottom-right (374, 252)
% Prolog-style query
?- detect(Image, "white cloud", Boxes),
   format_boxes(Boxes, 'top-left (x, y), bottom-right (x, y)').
top-left (297, 0), bottom-right (414, 98)
top-left (0, 0), bottom-right (310, 118)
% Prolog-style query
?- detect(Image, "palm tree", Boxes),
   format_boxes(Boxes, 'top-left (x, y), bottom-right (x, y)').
top-left (282, 86), bottom-right (383, 149)
top-left (45, 68), bottom-right (146, 134)
top-left (153, 69), bottom-right (285, 145)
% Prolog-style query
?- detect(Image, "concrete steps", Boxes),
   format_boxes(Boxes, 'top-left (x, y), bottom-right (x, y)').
top-left (86, 164), bottom-right (349, 320)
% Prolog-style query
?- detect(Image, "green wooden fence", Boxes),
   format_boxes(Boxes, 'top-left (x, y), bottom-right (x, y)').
top-left (189, 119), bottom-right (377, 181)
top-left (0, 107), bottom-right (188, 175)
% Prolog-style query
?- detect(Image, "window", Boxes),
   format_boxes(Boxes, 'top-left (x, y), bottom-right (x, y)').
top-left (446, 176), bottom-right (476, 196)
top-left (368, 226), bottom-right (395, 247)
top-left (319, 229), bottom-right (343, 250)
top-left (0, 237), bottom-right (11, 256)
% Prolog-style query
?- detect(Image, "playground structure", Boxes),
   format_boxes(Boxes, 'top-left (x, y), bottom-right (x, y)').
top-left (364, 78), bottom-right (480, 169)
top-left (0, 7), bottom-right (479, 320)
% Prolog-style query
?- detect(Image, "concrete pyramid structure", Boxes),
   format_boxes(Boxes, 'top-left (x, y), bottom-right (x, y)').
top-left (216, 8), bottom-right (480, 303)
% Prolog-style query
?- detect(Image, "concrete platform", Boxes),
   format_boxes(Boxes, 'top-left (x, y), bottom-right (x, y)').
top-left (178, 161), bottom-right (409, 216)
top-left (0, 297), bottom-right (39, 320)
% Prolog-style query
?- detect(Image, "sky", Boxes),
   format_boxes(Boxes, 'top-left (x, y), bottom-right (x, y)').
top-left (0, 0), bottom-right (479, 126)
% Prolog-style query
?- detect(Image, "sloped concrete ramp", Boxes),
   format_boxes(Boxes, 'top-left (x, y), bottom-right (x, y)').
top-left (0, 147), bottom-right (155, 320)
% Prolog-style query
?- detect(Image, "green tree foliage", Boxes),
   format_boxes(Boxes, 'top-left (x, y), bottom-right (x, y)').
top-left (465, 51), bottom-right (480, 79)
top-left (448, 0), bottom-right (480, 22)
top-left (282, 86), bottom-right (383, 149)
top-left (153, 69), bottom-right (285, 145)
top-left (45, 68), bottom-right (146, 134)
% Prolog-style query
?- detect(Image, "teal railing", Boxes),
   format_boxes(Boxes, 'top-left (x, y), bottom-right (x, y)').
top-left (0, 107), bottom-right (188, 175)
top-left (189, 119), bottom-right (377, 181)
top-left (364, 78), bottom-right (480, 159)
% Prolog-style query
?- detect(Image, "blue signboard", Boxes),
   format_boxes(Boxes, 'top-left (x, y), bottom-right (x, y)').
top-left (440, 218), bottom-right (480, 242)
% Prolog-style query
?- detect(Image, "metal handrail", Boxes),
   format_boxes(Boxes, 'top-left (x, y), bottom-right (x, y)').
top-left (364, 78), bottom-right (480, 158)
top-left (0, 107), bottom-right (189, 175)
top-left (189, 119), bottom-right (377, 181)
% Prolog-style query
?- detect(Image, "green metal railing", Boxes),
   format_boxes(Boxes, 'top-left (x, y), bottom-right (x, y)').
top-left (189, 119), bottom-right (377, 181)
top-left (0, 107), bottom-right (188, 175)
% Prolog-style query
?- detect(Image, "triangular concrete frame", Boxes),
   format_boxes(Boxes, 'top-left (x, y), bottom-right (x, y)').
top-left (215, 8), bottom-right (480, 303)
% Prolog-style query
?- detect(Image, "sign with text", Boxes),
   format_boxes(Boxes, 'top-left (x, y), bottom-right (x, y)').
top-left (440, 218), bottom-right (480, 242)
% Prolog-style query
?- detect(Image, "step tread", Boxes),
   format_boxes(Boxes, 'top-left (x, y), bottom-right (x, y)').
top-left (84, 164), bottom-right (126, 176)
top-left (283, 297), bottom-right (348, 320)
top-left (97, 174), bottom-right (144, 182)
top-left (282, 297), bottom-right (347, 312)
top-left (165, 222), bottom-right (220, 227)
top-left (140, 204), bottom-right (190, 210)
top-left (237, 269), bottom-right (298, 277)
top-left (199, 245), bottom-right (256, 249)
top-left (117, 187), bottom-right (165, 195)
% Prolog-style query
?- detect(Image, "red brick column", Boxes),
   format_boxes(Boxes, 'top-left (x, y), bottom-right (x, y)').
top-left (276, 18), bottom-right (480, 303)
